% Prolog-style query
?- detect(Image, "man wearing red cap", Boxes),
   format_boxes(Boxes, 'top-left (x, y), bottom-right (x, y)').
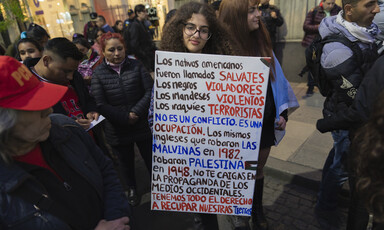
top-left (0, 56), bottom-right (131, 229)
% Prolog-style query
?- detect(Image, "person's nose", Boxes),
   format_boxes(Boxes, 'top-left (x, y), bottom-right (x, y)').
top-left (255, 9), bottom-right (261, 17)
top-left (373, 3), bottom-right (380, 13)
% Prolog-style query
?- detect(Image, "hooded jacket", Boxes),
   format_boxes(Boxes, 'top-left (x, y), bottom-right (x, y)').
top-left (318, 15), bottom-right (378, 124)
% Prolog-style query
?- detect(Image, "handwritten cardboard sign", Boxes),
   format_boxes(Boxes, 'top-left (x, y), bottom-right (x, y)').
top-left (152, 51), bottom-right (271, 216)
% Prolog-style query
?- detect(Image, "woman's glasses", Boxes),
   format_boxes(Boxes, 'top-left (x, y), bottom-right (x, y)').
top-left (183, 23), bottom-right (211, 40)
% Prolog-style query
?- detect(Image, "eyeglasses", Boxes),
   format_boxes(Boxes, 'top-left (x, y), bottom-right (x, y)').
top-left (183, 23), bottom-right (211, 41)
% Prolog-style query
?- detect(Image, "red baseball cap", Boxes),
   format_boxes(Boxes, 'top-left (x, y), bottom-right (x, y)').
top-left (0, 56), bottom-right (68, 111)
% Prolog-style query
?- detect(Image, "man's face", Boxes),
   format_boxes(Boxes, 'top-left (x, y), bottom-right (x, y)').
top-left (347, 0), bottom-right (380, 27)
top-left (137, 10), bottom-right (148, 21)
top-left (323, 0), bottom-right (336, 11)
top-left (43, 53), bottom-right (80, 85)
top-left (96, 18), bottom-right (104, 28)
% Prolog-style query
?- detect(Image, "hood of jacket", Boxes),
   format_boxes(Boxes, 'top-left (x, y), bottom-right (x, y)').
top-left (319, 15), bottom-right (360, 42)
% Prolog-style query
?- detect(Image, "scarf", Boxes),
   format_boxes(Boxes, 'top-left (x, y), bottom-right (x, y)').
top-left (336, 10), bottom-right (379, 44)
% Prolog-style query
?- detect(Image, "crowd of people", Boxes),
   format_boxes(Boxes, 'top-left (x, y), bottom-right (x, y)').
top-left (1, 0), bottom-right (384, 230)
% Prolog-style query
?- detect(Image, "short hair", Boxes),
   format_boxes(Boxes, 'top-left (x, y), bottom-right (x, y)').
top-left (44, 37), bottom-right (84, 61)
top-left (97, 15), bottom-right (106, 23)
top-left (99, 32), bottom-right (126, 52)
top-left (72, 37), bottom-right (91, 49)
top-left (342, 0), bottom-right (360, 9)
top-left (135, 4), bottom-right (146, 15)
top-left (0, 108), bottom-right (18, 164)
top-left (72, 33), bottom-right (85, 40)
top-left (26, 23), bottom-right (50, 43)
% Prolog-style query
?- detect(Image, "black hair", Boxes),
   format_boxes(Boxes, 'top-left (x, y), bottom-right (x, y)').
top-left (97, 15), bottom-right (106, 23)
top-left (26, 23), bottom-right (50, 43)
top-left (165, 9), bottom-right (177, 25)
top-left (16, 38), bottom-right (42, 60)
top-left (134, 4), bottom-right (146, 15)
top-left (17, 38), bottom-right (42, 52)
top-left (342, 0), bottom-right (360, 9)
top-left (72, 33), bottom-right (85, 40)
top-left (72, 37), bottom-right (91, 49)
top-left (45, 37), bottom-right (83, 61)
top-left (210, 1), bottom-right (221, 11)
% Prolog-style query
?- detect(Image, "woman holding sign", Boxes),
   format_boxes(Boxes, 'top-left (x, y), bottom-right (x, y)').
top-left (153, 2), bottom-right (237, 229)
top-left (91, 32), bottom-right (154, 206)
top-left (219, 0), bottom-right (299, 230)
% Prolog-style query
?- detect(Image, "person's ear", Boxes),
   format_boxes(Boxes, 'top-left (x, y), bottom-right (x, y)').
top-left (42, 55), bottom-right (51, 67)
top-left (344, 4), bottom-right (353, 17)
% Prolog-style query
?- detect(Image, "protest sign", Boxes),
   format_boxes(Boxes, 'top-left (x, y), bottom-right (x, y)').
top-left (152, 51), bottom-right (271, 216)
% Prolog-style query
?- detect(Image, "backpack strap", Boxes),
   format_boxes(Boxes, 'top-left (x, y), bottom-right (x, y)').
top-left (321, 35), bottom-right (363, 67)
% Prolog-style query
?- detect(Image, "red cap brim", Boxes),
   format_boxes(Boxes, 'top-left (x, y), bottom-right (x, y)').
top-left (1, 81), bottom-right (68, 111)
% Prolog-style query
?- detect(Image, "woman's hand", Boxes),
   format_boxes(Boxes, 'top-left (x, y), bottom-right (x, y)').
top-left (94, 217), bottom-right (130, 230)
top-left (128, 112), bottom-right (139, 125)
top-left (275, 116), bottom-right (287, 131)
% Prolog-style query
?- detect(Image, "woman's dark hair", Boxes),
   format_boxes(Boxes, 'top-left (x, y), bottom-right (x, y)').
top-left (219, 0), bottom-right (275, 80)
top-left (114, 20), bottom-right (123, 27)
top-left (113, 20), bottom-right (124, 33)
top-left (353, 90), bottom-right (384, 223)
top-left (16, 38), bottom-right (43, 60)
top-left (160, 2), bottom-right (235, 55)
top-left (26, 23), bottom-right (50, 45)
top-left (45, 37), bottom-right (84, 61)
top-left (73, 37), bottom-right (91, 49)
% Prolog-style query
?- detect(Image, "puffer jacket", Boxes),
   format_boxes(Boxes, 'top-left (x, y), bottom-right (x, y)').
top-left (301, 4), bottom-right (341, 47)
top-left (0, 114), bottom-right (131, 229)
top-left (91, 58), bottom-right (153, 146)
top-left (318, 15), bottom-right (378, 125)
top-left (316, 55), bottom-right (384, 134)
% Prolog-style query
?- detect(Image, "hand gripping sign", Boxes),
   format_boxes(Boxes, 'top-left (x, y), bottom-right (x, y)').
top-left (151, 51), bottom-right (271, 216)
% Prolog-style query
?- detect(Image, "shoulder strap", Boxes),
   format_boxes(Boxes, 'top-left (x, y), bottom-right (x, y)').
top-left (322, 35), bottom-right (363, 66)
top-left (10, 180), bottom-right (79, 229)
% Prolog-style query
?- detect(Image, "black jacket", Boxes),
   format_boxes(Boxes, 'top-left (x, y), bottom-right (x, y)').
top-left (0, 115), bottom-right (130, 229)
top-left (123, 18), bottom-right (156, 71)
top-left (259, 3), bottom-right (284, 43)
top-left (24, 57), bottom-right (97, 116)
top-left (317, 55), bottom-right (384, 134)
top-left (91, 58), bottom-right (153, 145)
